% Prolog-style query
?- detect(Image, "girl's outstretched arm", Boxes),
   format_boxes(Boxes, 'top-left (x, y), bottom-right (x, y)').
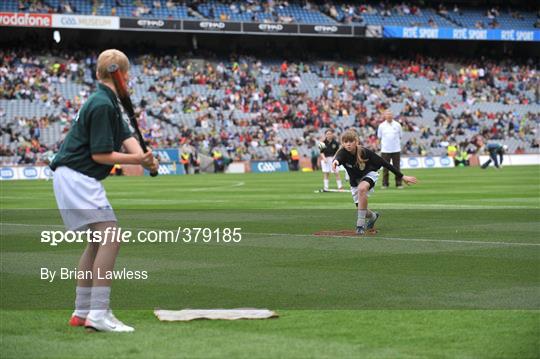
top-left (402, 175), bottom-right (417, 185)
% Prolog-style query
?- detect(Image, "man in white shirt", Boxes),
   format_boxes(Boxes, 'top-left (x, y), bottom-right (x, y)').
top-left (377, 110), bottom-right (403, 188)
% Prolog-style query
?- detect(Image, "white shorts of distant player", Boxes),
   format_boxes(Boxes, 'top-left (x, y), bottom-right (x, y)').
top-left (321, 157), bottom-right (349, 180)
top-left (321, 157), bottom-right (335, 173)
top-left (350, 171), bottom-right (379, 204)
top-left (53, 166), bottom-right (116, 231)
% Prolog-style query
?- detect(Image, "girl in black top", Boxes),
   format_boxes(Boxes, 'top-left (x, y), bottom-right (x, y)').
top-left (332, 129), bottom-right (417, 235)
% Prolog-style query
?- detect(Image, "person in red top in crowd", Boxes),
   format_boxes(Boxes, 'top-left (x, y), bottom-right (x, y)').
top-left (281, 61), bottom-right (288, 73)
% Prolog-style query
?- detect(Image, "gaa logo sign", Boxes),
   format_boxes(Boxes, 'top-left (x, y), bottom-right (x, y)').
top-left (43, 167), bottom-right (53, 178)
top-left (60, 16), bottom-right (77, 25)
top-left (23, 167), bottom-right (38, 178)
top-left (154, 150), bottom-right (172, 162)
top-left (440, 156), bottom-right (452, 167)
top-left (257, 162), bottom-right (281, 172)
top-left (158, 164), bottom-right (173, 175)
top-left (252, 161), bottom-right (287, 173)
top-left (424, 157), bottom-right (435, 168)
top-left (200, 21), bottom-right (225, 29)
top-left (259, 24), bottom-right (283, 32)
top-left (1, 167), bottom-right (14, 179)
top-left (314, 25), bottom-right (338, 33)
top-left (407, 157), bottom-right (419, 168)
top-left (137, 19), bottom-right (164, 28)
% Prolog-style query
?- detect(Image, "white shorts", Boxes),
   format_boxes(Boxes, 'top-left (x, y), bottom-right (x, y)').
top-left (350, 171), bottom-right (379, 204)
top-left (53, 166), bottom-right (116, 231)
top-left (321, 157), bottom-right (336, 173)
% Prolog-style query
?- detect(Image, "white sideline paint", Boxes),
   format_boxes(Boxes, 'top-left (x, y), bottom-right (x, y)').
top-left (355, 203), bottom-right (539, 210)
top-left (2, 223), bottom-right (539, 247)
top-left (175, 181), bottom-right (245, 192)
top-left (4, 202), bottom-right (540, 210)
top-left (402, 204), bottom-right (539, 209)
top-left (244, 232), bottom-right (540, 247)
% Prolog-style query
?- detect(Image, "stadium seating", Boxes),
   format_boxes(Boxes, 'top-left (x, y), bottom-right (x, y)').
top-left (1, 1), bottom-right (539, 164)
top-left (198, 1), bottom-right (335, 24)
top-left (445, 9), bottom-right (538, 30)
top-left (334, 7), bottom-right (455, 27)
top-left (2, 1), bottom-right (537, 29)
top-left (0, 0), bottom-right (196, 19)
top-left (2, 49), bottom-right (538, 166)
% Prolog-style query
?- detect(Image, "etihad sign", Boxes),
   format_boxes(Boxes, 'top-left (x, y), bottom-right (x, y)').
top-left (314, 25), bottom-right (338, 33)
top-left (137, 19), bottom-right (164, 28)
top-left (199, 21), bottom-right (225, 29)
top-left (258, 24), bottom-right (283, 32)
top-left (0, 12), bottom-right (52, 27)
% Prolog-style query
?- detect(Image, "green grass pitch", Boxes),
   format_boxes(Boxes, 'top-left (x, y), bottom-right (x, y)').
top-left (1, 166), bottom-right (539, 358)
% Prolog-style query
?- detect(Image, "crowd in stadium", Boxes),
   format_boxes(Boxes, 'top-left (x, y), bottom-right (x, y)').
top-left (8, 1), bottom-right (539, 29)
top-left (1, 47), bottom-right (538, 166)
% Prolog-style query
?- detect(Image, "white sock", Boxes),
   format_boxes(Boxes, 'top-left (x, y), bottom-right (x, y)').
top-left (88, 286), bottom-right (111, 320)
top-left (73, 286), bottom-right (92, 318)
top-left (323, 179), bottom-right (329, 190)
top-left (366, 210), bottom-right (375, 220)
top-left (336, 180), bottom-right (342, 188)
top-left (357, 209), bottom-right (367, 227)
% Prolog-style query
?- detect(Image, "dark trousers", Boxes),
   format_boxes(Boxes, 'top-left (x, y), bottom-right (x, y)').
top-left (482, 149), bottom-right (503, 168)
top-left (381, 152), bottom-right (402, 186)
top-left (311, 157), bottom-right (319, 171)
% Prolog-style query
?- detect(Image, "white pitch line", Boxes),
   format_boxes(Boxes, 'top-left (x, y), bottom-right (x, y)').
top-left (2, 203), bottom-right (539, 210)
top-left (244, 232), bottom-right (540, 247)
top-left (181, 181), bottom-right (246, 192)
top-left (354, 204), bottom-right (540, 210)
top-left (1, 223), bottom-right (64, 229)
top-left (2, 223), bottom-right (539, 247)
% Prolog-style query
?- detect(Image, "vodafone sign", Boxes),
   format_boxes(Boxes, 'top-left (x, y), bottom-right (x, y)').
top-left (0, 13), bottom-right (119, 29)
top-left (0, 12), bottom-right (52, 27)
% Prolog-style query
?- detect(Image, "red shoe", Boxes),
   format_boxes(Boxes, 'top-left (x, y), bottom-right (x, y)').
top-left (69, 315), bottom-right (86, 327)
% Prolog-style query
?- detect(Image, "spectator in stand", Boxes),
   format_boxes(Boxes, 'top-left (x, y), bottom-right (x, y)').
top-left (437, 4), bottom-right (448, 16)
